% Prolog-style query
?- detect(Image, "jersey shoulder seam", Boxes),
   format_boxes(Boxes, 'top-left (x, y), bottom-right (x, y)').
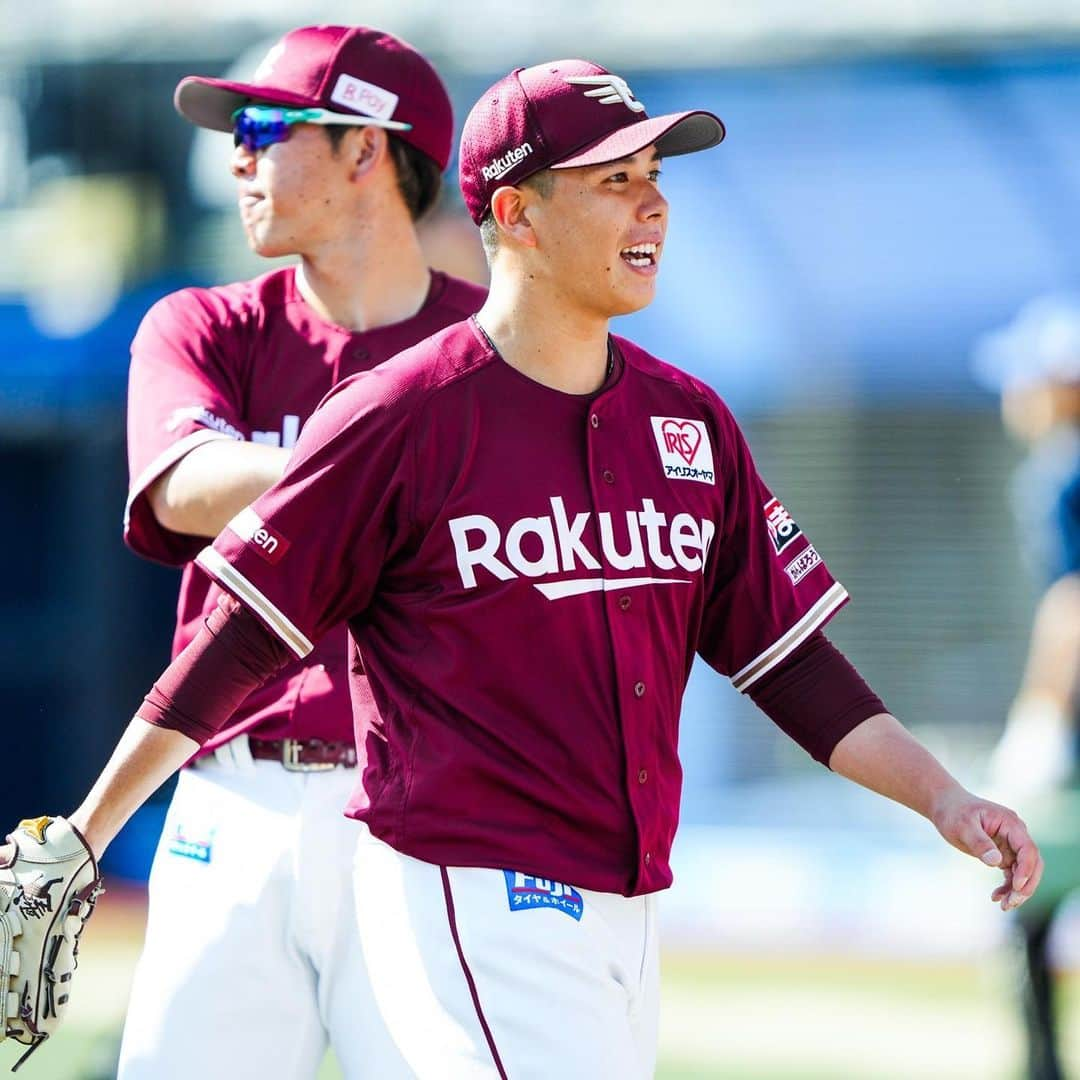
top-left (615, 337), bottom-right (737, 470)
top-left (616, 337), bottom-right (722, 413)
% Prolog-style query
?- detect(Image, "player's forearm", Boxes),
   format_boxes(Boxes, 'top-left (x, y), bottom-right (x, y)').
top-left (832, 713), bottom-right (1043, 909)
top-left (68, 718), bottom-right (198, 860)
top-left (1015, 572), bottom-right (1080, 712)
top-left (69, 596), bottom-right (292, 860)
top-left (828, 712), bottom-right (968, 823)
top-left (149, 439), bottom-right (290, 538)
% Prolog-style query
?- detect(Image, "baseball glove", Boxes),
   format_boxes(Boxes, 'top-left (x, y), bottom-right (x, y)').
top-left (0, 816), bottom-right (103, 1071)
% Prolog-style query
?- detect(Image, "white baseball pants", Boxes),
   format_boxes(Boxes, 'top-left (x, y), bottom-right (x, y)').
top-left (117, 751), bottom-right (406, 1079)
top-left (351, 824), bottom-right (660, 1079)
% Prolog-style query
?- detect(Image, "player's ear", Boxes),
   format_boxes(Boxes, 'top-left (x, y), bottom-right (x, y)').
top-left (490, 185), bottom-right (538, 249)
top-left (345, 126), bottom-right (385, 181)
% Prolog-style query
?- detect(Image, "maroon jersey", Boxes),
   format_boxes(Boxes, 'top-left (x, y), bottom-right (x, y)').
top-left (125, 266), bottom-right (486, 751)
top-left (197, 318), bottom-right (848, 894)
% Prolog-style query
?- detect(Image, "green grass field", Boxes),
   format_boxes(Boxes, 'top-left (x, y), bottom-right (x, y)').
top-left (8, 891), bottom-right (1078, 1078)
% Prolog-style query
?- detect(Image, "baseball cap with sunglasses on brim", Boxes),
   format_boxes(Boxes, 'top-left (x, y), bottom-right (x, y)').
top-left (458, 59), bottom-right (725, 224)
top-left (231, 104), bottom-right (413, 153)
top-left (174, 24), bottom-right (454, 171)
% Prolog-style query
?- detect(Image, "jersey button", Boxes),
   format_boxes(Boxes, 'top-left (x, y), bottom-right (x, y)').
top-left (602, 469), bottom-right (615, 484)
top-left (618, 595), bottom-right (632, 611)
top-left (644, 852), bottom-right (652, 866)
top-left (351, 347), bottom-right (369, 362)
top-left (633, 681), bottom-right (646, 698)
top-left (638, 769), bottom-right (648, 784)
top-left (590, 414), bottom-right (599, 429)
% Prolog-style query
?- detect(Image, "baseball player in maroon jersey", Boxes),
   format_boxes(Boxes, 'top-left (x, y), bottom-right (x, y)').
top-left (54, 58), bottom-right (1041, 1077)
top-left (118, 25), bottom-right (484, 1079)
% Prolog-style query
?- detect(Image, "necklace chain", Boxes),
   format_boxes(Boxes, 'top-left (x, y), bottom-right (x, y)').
top-left (475, 319), bottom-right (615, 383)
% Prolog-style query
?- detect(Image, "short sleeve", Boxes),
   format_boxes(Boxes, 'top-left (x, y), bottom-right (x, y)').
top-left (697, 407), bottom-right (849, 692)
top-left (124, 290), bottom-right (249, 566)
top-left (194, 372), bottom-right (417, 658)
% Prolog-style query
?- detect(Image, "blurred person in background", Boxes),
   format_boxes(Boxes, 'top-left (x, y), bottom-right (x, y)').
top-left (119, 24), bottom-right (485, 1079)
top-left (975, 295), bottom-right (1080, 1080)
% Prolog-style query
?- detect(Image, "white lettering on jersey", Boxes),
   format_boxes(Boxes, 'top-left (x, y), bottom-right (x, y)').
top-left (449, 497), bottom-right (715, 598)
top-left (251, 414), bottom-right (301, 449)
top-left (650, 417), bottom-right (715, 484)
top-left (505, 516), bottom-right (560, 577)
top-left (226, 506), bottom-right (291, 564)
top-left (551, 497), bottom-right (601, 571)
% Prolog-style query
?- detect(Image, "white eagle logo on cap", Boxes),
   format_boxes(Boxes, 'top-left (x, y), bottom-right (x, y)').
top-left (252, 42), bottom-right (286, 84)
top-left (565, 74), bottom-right (645, 114)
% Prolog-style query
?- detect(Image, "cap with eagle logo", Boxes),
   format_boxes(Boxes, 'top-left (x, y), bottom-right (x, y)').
top-left (174, 25), bottom-right (454, 170)
top-left (458, 58), bottom-right (724, 223)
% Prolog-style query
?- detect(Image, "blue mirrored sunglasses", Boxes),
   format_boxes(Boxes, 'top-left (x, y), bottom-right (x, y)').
top-left (231, 105), bottom-right (412, 152)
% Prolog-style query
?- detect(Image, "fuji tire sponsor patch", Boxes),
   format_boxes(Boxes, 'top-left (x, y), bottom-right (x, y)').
top-left (650, 417), bottom-right (715, 484)
top-left (764, 497), bottom-right (802, 555)
top-left (784, 545), bottom-right (821, 585)
top-left (503, 871), bottom-right (584, 921)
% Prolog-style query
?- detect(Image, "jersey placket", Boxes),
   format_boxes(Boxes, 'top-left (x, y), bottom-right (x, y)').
top-left (584, 391), bottom-right (664, 894)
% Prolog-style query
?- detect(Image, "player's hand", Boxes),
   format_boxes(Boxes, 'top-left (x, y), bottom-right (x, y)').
top-left (930, 788), bottom-right (1044, 911)
top-left (986, 697), bottom-right (1075, 801)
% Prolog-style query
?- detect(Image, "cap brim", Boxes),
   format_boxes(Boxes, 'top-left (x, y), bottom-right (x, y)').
top-left (551, 110), bottom-right (724, 170)
top-left (175, 76), bottom-right (322, 132)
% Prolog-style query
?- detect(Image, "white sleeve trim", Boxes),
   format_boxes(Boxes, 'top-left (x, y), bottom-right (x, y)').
top-left (124, 428), bottom-right (238, 528)
top-left (195, 547), bottom-right (314, 660)
top-left (731, 582), bottom-right (849, 693)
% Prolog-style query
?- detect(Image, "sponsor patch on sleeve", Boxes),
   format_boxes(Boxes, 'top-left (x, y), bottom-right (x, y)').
top-left (764, 497), bottom-right (802, 555)
top-left (784, 544), bottom-right (821, 585)
top-left (650, 417), bottom-right (715, 484)
top-left (226, 506), bottom-right (291, 565)
top-left (503, 871), bottom-right (584, 921)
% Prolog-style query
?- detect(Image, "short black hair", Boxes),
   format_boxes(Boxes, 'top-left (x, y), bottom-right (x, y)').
top-left (324, 127), bottom-right (442, 221)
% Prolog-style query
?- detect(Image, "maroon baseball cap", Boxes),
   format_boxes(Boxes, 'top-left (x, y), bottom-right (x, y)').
top-left (459, 59), bottom-right (724, 224)
top-left (174, 25), bottom-right (454, 171)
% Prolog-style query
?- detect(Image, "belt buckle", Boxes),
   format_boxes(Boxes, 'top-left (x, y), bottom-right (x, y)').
top-left (281, 738), bottom-right (336, 773)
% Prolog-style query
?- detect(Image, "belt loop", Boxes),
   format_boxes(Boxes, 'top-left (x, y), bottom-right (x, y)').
top-left (213, 743), bottom-right (236, 771)
top-left (232, 735), bottom-right (256, 773)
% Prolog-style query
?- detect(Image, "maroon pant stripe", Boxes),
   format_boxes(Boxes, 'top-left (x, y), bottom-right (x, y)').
top-left (440, 866), bottom-right (509, 1079)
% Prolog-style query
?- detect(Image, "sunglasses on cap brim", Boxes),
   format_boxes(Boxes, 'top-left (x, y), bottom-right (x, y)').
top-left (231, 105), bottom-right (413, 152)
